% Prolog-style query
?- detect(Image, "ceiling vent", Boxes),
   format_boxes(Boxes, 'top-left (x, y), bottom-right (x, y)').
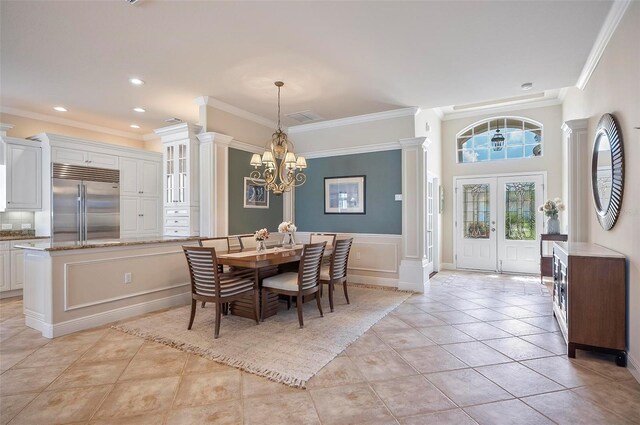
top-left (164, 117), bottom-right (183, 124)
top-left (286, 110), bottom-right (323, 124)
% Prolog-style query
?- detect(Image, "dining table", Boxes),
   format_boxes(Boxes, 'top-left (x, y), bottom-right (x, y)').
top-left (216, 244), bottom-right (332, 320)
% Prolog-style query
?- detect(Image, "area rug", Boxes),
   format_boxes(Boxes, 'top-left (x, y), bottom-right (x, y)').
top-left (114, 285), bottom-right (411, 388)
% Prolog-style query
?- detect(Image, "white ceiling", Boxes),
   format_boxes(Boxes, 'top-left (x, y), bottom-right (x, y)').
top-left (1, 1), bottom-right (612, 137)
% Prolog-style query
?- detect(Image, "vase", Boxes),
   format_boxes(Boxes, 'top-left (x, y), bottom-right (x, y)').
top-left (546, 216), bottom-right (560, 234)
top-left (282, 232), bottom-right (295, 248)
top-left (256, 240), bottom-right (267, 253)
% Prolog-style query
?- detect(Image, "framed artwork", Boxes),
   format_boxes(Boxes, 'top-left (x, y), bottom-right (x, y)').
top-left (243, 178), bottom-right (269, 208)
top-left (324, 175), bottom-right (366, 214)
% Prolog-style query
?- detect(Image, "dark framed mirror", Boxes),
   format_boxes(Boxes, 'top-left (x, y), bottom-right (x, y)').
top-left (592, 113), bottom-right (624, 230)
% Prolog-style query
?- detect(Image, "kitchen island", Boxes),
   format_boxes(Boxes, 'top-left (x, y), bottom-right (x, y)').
top-left (17, 236), bottom-right (201, 338)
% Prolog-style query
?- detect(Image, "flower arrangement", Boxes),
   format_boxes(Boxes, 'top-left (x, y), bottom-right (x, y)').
top-left (278, 221), bottom-right (297, 233)
top-left (254, 228), bottom-right (270, 241)
top-left (538, 198), bottom-right (565, 218)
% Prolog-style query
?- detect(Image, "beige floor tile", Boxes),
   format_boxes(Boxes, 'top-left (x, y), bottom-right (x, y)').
top-left (430, 311), bottom-right (480, 325)
top-left (0, 393), bottom-right (37, 425)
top-left (241, 372), bottom-right (300, 398)
top-left (465, 298), bottom-right (511, 308)
top-left (441, 341), bottom-right (512, 367)
top-left (398, 346), bottom-right (468, 374)
top-left (0, 328), bottom-right (49, 354)
top-left (372, 375), bottom-right (455, 417)
top-left (0, 349), bottom-right (36, 372)
top-left (10, 385), bottom-right (111, 425)
top-left (464, 399), bottom-right (554, 425)
top-left (47, 328), bottom-right (108, 348)
top-left (463, 308), bottom-right (512, 322)
top-left (487, 319), bottom-right (547, 336)
top-left (14, 342), bottom-right (92, 369)
top-left (482, 337), bottom-right (554, 361)
top-left (520, 315), bottom-right (560, 332)
top-left (453, 323), bottom-right (512, 340)
top-left (491, 306), bottom-right (543, 319)
top-left (396, 313), bottom-right (447, 328)
top-left (521, 356), bottom-right (610, 388)
top-left (48, 359), bottom-right (129, 390)
top-left (244, 392), bottom-right (321, 425)
top-left (183, 354), bottom-right (235, 374)
top-left (412, 301), bottom-right (457, 313)
top-left (522, 389), bottom-right (634, 424)
top-left (173, 370), bottom-right (241, 408)
top-left (376, 328), bottom-right (435, 350)
top-left (166, 400), bottom-right (242, 425)
top-left (391, 304), bottom-right (427, 316)
top-left (416, 325), bottom-right (475, 344)
top-left (440, 299), bottom-right (484, 310)
top-left (520, 332), bottom-right (567, 355)
top-left (351, 350), bottom-right (417, 382)
top-left (572, 351), bottom-right (634, 381)
top-left (309, 383), bottom-right (395, 425)
top-left (475, 362), bottom-right (563, 397)
top-left (345, 331), bottom-right (392, 357)
top-left (520, 303), bottom-right (553, 315)
top-left (89, 412), bottom-right (167, 424)
top-left (78, 337), bottom-right (144, 364)
top-left (371, 315), bottom-right (413, 332)
top-left (425, 369), bottom-right (513, 407)
top-left (93, 376), bottom-right (179, 419)
top-left (572, 379), bottom-right (640, 423)
top-left (399, 409), bottom-right (478, 425)
top-left (118, 342), bottom-right (188, 381)
top-left (0, 366), bottom-right (67, 396)
top-left (306, 356), bottom-right (366, 389)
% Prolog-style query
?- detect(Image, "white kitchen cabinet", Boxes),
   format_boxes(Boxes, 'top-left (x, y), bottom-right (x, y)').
top-left (10, 249), bottom-right (24, 290)
top-left (0, 238), bottom-right (46, 297)
top-left (0, 250), bottom-right (9, 292)
top-left (1, 138), bottom-right (42, 211)
top-left (120, 158), bottom-right (160, 198)
top-left (52, 147), bottom-right (119, 169)
top-left (120, 196), bottom-right (161, 236)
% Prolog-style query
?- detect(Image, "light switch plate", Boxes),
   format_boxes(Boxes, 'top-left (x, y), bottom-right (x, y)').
top-left (394, 194), bottom-right (403, 201)
top-left (21, 224), bottom-right (32, 229)
top-left (1, 224), bottom-right (12, 230)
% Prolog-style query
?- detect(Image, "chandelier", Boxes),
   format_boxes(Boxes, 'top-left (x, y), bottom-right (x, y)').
top-left (249, 81), bottom-right (307, 195)
top-left (491, 122), bottom-right (505, 151)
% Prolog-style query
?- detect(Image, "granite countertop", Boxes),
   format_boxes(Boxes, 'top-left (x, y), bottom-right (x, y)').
top-left (15, 236), bottom-right (202, 251)
top-left (0, 232), bottom-right (50, 241)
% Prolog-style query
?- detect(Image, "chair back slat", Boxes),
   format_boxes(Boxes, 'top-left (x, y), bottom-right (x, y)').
top-left (310, 233), bottom-right (337, 248)
top-left (237, 234), bottom-right (257, 249)
top-left (330, 238), bottom-right (353, 280)
top-left (297, 241), bottom-right (326, 290)
top-left (199, 237), bottom-right (230, 253)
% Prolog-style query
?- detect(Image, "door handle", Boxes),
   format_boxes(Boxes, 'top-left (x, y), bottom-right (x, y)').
top-left (491, 228), bottom-right (496, 232)
top-left (82, 184), bottom-right (88, 242)
top-left (77, 184), bottom-right (82, 241)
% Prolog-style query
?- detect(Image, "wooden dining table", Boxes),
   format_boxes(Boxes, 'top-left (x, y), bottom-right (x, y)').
top-left (216, 245), bottom-right (332, 319)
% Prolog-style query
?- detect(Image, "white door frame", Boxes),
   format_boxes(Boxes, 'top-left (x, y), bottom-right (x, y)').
top-left (453, 171), bottom-right (547, 272)
top-left (426, 173), bottom-right (440, 273)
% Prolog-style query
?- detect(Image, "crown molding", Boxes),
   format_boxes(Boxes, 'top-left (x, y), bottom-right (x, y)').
top-left (440, 97), bottom-right (562, 121)
top-left (229, 139), bottom-right (263, 154)
top-left (288, 107), bottom-right (420, 134)
top-left (153, 122), bottom-right (202, 137)
top-left (194, 96), bottom-right (278, 129)
top-left (432, 108), bottom-right (444, 120)
top-left (399, 137), bottom-right (428, 148)
top-left (29, 133), bottom-right (161, 158)
top-left (0, 106), bottom-right (144, 141)
top-left (196, 131), bottom-right (234, 146)
top-left (576, 0), bottom-right (631, 90)
top-left (300, 141), bottom-right (402, 159)
top-left (561, 118), bottom-right (589, 135)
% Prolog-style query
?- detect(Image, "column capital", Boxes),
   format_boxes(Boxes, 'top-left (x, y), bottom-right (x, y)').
top-left (196, 132), bottom-right (233, 146)
top-left (561, 119), bottom-right (589, 136)
top-left (399, 136), bottom-right (428, 149)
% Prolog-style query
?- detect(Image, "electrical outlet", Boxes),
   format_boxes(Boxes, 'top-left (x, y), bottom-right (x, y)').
top-left (1, 224), bottom-right (12, 230)
top-left (21, 224), bottom-right (32, 229)
top-left (124, 273), bottom-right (132, 284)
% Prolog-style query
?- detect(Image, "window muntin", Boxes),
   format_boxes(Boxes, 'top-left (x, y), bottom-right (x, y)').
top-left (456, 117), bottom-right (543, 163)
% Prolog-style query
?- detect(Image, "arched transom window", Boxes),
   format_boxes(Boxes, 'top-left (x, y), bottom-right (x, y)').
top-left (456, 117), bottom-right (543, 163)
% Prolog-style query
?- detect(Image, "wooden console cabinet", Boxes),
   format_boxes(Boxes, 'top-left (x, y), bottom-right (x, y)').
top-left (552, 241), bottom-right (626, 366)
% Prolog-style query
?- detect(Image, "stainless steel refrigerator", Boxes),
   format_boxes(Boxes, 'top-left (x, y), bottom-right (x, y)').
top-left (51, 163), bottom-right (120, 243)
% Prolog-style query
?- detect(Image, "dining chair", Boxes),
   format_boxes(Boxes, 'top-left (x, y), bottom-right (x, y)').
top-left (183, 246), bottom-right (259, 338)
top-left (198, 237), bottom-right (231, 309)
top-left (310, 233), bottom-right (337, 248)
top-left (320, 238), bottom-right (353, 312)
top-left (261, 241), bottom-right (326, 328)
top-left (237, 234), bottom-right (257, 250)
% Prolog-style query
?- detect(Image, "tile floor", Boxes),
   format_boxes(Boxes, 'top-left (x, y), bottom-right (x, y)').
top-left (1, 270), bottom-right (639, 424)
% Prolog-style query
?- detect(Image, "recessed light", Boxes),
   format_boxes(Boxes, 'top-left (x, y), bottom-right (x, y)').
top-left (129, 78), bottom-right (145, 86)
top-left (133, 107), bottom-right (146, 113)
top-left (53, 106), bottom-right (67, 112)
top-left (521, 82), bottom-right (534, 91)
top-left (130, 124), bottom-right (141, 129)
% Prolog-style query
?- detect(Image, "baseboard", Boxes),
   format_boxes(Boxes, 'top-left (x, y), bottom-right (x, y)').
top-left (440, 263), bottom-right (455, 270)
top-left (628, 351), bottom-right (640, 383)
top-left (30, 291), bottom-right (191, 339)
top-left (347, 273), bottom-right (398, 288)
top-left (0, 289), bottom-right (22, 299)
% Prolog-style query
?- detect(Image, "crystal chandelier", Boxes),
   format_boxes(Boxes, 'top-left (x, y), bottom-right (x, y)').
top-left (249, 81), bottom-right (307, 195)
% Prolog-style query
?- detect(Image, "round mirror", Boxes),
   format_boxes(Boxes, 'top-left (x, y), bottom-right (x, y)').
top-left (591, 114), bottom-right (624, 230)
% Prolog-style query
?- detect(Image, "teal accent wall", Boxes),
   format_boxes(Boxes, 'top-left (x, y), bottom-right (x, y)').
top-left (228, 148), bottom-right (283, 234)
top-left (295, 150), bottom-right (402, 234)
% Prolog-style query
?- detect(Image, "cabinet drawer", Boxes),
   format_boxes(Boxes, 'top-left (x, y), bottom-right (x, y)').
top-left (165, 208), bottom-right (189, 217)
top-left (164, 227), bottom-right (190, 237)
top-left (0, 242), bottom-right (9, 251)
top-left (165, 217), bottom-right (189, 227)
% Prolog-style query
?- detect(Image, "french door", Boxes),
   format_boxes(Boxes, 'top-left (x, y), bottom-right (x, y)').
top-left (455, 173), bottom-right (544, 274)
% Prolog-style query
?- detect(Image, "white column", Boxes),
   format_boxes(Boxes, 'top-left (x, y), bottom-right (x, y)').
top-left (561, 119), bottom-right (589, 242)
top-left (283, 189), bottom-right (295, 223)
top-left (398, 137), bottom-right (430, 293)
top-left (197, 132), bottom-right (233, 237)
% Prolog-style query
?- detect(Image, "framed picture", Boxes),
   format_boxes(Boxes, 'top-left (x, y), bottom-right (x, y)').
top-left (324, 175), bottom-right (366, 214)
top-left (243, 178), bottom-right (269, 209)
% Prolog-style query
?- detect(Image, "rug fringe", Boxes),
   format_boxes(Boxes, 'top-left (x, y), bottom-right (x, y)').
top-left (346, 282), bottom-right (415, 293)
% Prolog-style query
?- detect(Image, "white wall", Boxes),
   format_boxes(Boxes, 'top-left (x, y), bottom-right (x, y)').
top-left (562, 2), bottom-right (640, 379)
top-left (440, 104), bottom-right (564, 265)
